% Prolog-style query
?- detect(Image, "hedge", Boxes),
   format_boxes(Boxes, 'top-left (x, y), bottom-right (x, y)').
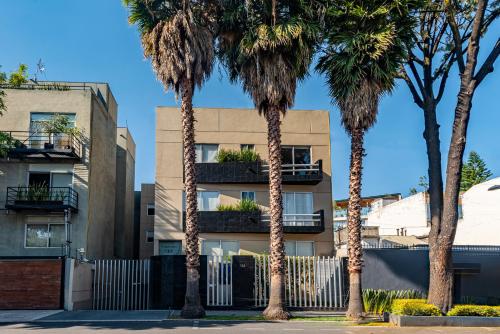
top-left (391, 299), bottom-right (442, 316)
top-left (447, 305), bottom-right (500, 317)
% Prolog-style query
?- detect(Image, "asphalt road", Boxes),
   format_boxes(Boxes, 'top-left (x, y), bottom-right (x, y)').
top-left (1, 321), bottom-right (500, 334)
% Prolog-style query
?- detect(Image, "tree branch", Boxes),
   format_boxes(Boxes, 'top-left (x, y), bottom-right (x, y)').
top-left (445, 3), bottom-right (466, 73)
top-left (400, 68), bottom-right (424, 108)
top-left (407, 55), bottom-right (426, 94)
top-left (474, 38), bottom-right (500, 87)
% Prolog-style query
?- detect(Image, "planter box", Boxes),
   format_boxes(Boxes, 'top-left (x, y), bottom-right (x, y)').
top-left (14, 200), bottom-right (64, 206)
top-left (390, 313), bottom-right (500, 327)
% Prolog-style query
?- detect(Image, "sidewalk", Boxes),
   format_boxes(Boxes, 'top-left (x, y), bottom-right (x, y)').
top-left (0, 310), bottom-right (63, 323)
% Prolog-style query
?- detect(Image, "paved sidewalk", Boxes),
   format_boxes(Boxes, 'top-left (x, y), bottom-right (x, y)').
top-left (0, 310), bottom-right (63, 323)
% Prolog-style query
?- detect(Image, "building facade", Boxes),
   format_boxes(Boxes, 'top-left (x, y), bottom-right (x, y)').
top-left (137, 183), bottom-right (155, 259)
top-left (154, 107), bottom-right (334, 257)
top-left (0, 81), bottom-right (135, 259)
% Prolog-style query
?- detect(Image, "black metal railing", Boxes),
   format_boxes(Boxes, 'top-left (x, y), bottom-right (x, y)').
top-left (195, 159), bottom-right (323, 185)
top-left (0, 131), bottom-right (82, 160)
top-left (5, 186), bottom-right (78, 212)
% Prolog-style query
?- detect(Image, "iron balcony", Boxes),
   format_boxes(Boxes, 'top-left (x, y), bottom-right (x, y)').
top-left (183, 210), bottom-right (324, 234)
top-left (0, 131), bottom-right (83, 162)
top-left (5, 186), bottom-right (79, 212)
top-left (195, 160), bottom-right (323, 185)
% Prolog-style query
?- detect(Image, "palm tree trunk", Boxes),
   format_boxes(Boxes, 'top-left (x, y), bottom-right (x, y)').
top-left (180, 78), bottom-right (205, 319)
top-left (263, 106), bottom-right (290, 320)
top-left (346, 127), bottom-right (365, 320)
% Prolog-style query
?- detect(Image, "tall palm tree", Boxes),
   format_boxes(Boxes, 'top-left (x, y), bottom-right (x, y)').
top-left (217, 0), bottom-right (320, 320)
top-left (316, 0), bottom-right (417, 320)
top-left (123, 0), bottom-right (218, 318)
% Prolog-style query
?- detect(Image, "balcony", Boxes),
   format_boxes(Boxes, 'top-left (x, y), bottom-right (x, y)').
top-left (5, 187), bottom-right (79, 212)
top-left (195, 160), bottom-right (323, 185)
top-left (183, 210), bottom-right (324, 234)
top-left (0, 131), bottom-right (82, 161)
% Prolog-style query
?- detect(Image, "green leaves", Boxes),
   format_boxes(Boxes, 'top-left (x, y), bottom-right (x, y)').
top-left (460, 151), bottom-right (493, 191)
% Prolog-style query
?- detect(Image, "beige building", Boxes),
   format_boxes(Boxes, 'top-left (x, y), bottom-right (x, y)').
top-left (0, 81), bottom-right (135, 259)
top-left (138, 183), bottom-right (155, 259)
top-left (154, 107), bottom-right (334, 257)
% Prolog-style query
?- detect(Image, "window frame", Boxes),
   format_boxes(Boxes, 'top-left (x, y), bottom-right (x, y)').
top-left (202, 239), bottom-right (240, 256)
top-left (146, 203), bottom-right (155, 216)
top-left (195, 143), bottom-right (219, 163)
top-left (285, 240), bottom-right (315, 256)
top-left (24, 223), bottom-right (65, 249)
top-left (240, 144), bottom-right (255, 151)
top-left (145, 231), bottom-right (154, 243)
top-left (241, 191), bottom-right (256, 202)
top-left (281, 145), bottom-right (312, 165)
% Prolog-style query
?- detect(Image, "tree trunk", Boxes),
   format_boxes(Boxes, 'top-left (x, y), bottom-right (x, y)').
top-left (180, 78), bottom-right (205, 319)
top-left (263, 106), bottom-right (290, 320)
top-left (346, 127), bottom-right (365, 320)
top-left (428, 0), bottom-right (487, 312)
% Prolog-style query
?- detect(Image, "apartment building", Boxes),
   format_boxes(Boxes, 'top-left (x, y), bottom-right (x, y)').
top-left (334, 193), bottom-right (401, 230)
top-left (0, 81), bottom-right (135, 259)
top-left (155, 107), bottom-right (334, 257)
top-left (136, 183), bottom-right (155, 259)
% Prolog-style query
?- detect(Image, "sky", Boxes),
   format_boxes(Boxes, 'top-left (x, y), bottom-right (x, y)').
top-left (1, 0), bottom-right (498, 199)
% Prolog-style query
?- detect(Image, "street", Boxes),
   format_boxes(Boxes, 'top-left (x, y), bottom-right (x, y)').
top-left (1, 321), bottom-right (500, 334)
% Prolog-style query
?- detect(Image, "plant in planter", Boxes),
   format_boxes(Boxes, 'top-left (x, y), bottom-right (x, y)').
top-left (215, 148), bottom-right (261, 163)
top-left (38, 114), bottom-right (82, 149)
top-left (217, 199), bottom-right (260, 212)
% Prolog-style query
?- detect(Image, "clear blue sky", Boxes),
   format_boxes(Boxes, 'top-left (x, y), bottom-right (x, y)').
top-left (1, 1), bottom-right (498, 199)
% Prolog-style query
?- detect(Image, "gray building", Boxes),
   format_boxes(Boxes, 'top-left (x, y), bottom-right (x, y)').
top-left (0, 81), bottom-right (135, 259)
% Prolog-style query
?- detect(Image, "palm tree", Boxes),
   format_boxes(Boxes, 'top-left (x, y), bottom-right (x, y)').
top-left (217, 0), bottom-right (320, 320)
top-left (316, 0), bottom-right (417, 320)
top-left (123, 0), bottom-right (218, 318)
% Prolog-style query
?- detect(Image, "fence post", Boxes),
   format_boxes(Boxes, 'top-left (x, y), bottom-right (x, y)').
top-left (64, 258), bottom-right (75, 311)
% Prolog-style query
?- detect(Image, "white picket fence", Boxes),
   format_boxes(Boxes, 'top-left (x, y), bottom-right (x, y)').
top-left (254, 256), bottom-right (345, 308)
top-left (207, 256), bottom-right (233, 306)
top-left (93, 259), bottom-right (150, 310)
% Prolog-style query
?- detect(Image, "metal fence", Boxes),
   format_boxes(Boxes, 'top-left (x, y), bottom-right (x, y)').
top-left (93, 259), bottom-right (150, 310)
top-left (207, 256), bottom-right (233, 307)
top-left (254, 256), bottom-right (345, 309)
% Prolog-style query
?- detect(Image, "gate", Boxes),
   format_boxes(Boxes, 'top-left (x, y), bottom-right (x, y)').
top-left (254, 256), bottom-right (345, 308)
top-left (93, 259), bottom-right (150, 310)
top-left (207, 256), bottom-right (232, 306)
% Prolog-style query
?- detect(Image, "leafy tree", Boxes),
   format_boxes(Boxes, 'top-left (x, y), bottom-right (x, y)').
top-left (8, 64), bottom-right (28, 87)
top-left (0, 67), bottom-right (6, 115)
top-left (123, 0), bottom-right (218, 319)
top-left (316, 0), bottom-right (419, 319)
top-left (460, 151), bottom-right (492, 191)
top-left (409, 187), bottom-right (418, 195)
top-left (217, 0), bottom-right (321, 320)
top-left (400, 0), bottom-right (499, 312)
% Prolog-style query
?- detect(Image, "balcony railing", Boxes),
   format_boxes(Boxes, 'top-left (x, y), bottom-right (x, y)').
top-left (195, 160), bottom-right (323, 185)
top-left (184, 210), bottom-right (325, 234)
top-left (5, 186), bottom-right (78, 212)
top-left (334, 206), bottom-right (372, 218)
top-left (0, 131), bottom-right (82, 161)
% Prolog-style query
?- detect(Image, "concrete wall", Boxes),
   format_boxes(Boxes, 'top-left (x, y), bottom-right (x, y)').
top-left (365, 192), bottom-right (430, 237)
top-left (155, 107), bottom-right (334, 256)
top-left (114, 127), bottom-right (136, 258)
top-left (454, 178), bottom-right (500, 245)
top-left (0, 85), bottom-right (118, 259)
top-left (139, 183), bottom-right (155, 259)
top-left (64, 258), bottom-right (93, 310)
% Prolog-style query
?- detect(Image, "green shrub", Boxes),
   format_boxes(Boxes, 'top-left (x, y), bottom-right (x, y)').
top-left (447, 305), bottom-right (500, 317)
top-left (391, 299), bottom-right (442, 316)
top-left (215, 148), bottom-right (260, 163)
top-left (363, 289), bottom-right (425, 315)
top-left (217, 199), bottom-right (260, 212)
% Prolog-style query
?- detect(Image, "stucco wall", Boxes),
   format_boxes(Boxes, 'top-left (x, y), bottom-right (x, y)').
top-left (365, 192), bottom-right (430, 237)
top-left (454, 178), bottom-right (500, 245)
top-left (139, 183), bottom-right (155, 259)
top-left (155, 107), bottom-right (334, 256)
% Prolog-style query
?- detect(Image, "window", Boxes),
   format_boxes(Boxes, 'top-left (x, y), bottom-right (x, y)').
top-left (241, 191), bottom-right (256, 202)
top-left (197, 191), bottom-right (220, 211)
top-left (30, 113), bottom-right (76, 149)
top-left (25, 224), bottom-right (65, 248)
top-left (147, 203), bottom-right (155, 216)
top-left (241, 144), bottom-right (254, 151)
top-left (146, 231), bottom-right (154, 243)
top-left (28, 172), bottom-right (73, 188)
top-left (281, 146), bottom-right (311, 166)
top-left (285, 241), bottom-right (314, 256)
top-left (195, 144), bottom-right (218, 163)
top-left (202, 240), bottom-right (240, 256)
top-left (283, 192), bottom-right (314, 226)
top-left (159, 240), bottom-right (182, 255)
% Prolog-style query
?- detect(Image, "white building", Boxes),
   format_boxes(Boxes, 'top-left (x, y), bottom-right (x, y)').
top-left (364, 177), bottom-right (500, 245)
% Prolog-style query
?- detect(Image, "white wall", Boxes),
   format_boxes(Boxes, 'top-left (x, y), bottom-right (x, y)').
top-left (454, 177), bottom-right (500, 245)
top-left (365, 192), bottom-right (430, 237)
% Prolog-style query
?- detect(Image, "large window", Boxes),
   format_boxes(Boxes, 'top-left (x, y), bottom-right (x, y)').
top-left (202, 240), bottom-right (240, 256)
top-left (25, 224), bottom-right (65, 248)
top-left (197, 191), bottom-right (220, 211)
top-left (283, 192), bottom-right (314, 226)
top-left (195, 144), bottom-right (218, 163)
top-left (285, 241), bottom-right (314, 256)
top-left (281, 146), bottom-right (311, 166)
top-left (159, 240), bottom-right (182, 255)
top-left (30, 113), bottom-right (76, 149)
